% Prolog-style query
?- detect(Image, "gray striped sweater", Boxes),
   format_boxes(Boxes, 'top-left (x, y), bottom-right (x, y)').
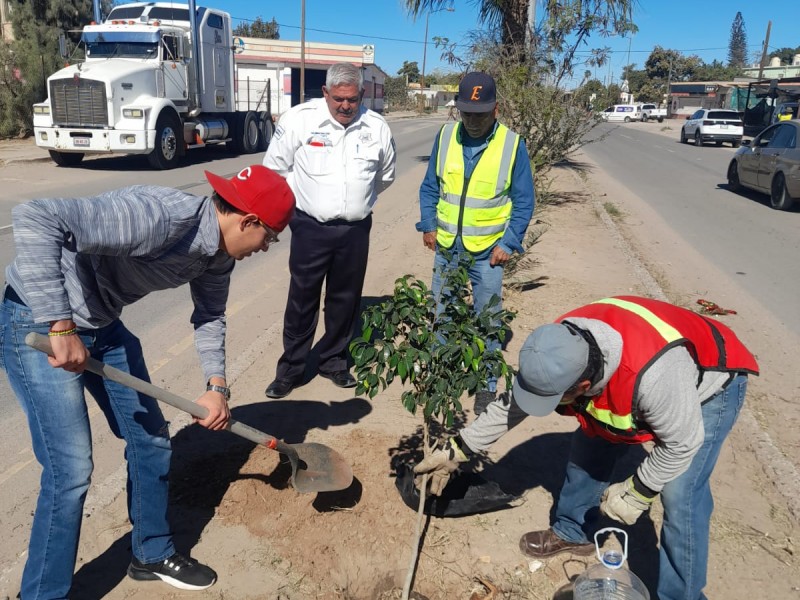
top-left (5, 185), bottom-right (234, 381)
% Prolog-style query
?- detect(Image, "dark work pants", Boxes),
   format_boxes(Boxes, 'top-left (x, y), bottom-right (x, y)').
top-left (275, 209), bottom-right (372, 382)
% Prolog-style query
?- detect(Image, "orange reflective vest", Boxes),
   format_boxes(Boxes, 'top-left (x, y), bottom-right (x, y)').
top-left (555, 296), bottom-right (759, 444)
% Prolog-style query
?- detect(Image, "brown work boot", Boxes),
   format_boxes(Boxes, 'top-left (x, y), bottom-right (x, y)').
top-left (519, 529), bottom-right (594, 558)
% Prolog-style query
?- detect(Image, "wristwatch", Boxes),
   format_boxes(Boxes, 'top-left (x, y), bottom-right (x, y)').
top-left (206, 383), bottom-right (231, 401)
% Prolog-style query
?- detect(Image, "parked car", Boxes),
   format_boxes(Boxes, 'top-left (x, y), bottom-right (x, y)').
top-left (600, 104), bottom-right (641, 123)
top-left (680, 109), bottom-right (743, 147)
top-left (726, 120), bottom-right (800, 210)
top-left (639, 103), bottom-right (666, 122)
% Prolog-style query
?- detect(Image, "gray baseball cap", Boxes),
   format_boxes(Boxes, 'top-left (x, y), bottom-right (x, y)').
top-left (512, 324), bottom-right (590, 417)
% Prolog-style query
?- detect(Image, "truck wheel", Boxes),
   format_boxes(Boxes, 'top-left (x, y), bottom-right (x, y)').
top-left (147, 112), bottom-right (182, 170)
top-left (658, 117), bottom-right (664, 123)
top-left (228, 111), bottom-right (260, 154)
top-left (257, 111), bottom-right (274, 152)
top-left (642, 114), bottom-right (648, 122)
top-left (694, 131), bottom-right (703, 147)
top-left (49, 150), bottom-right (84, 167)
top-left (680, 128), bottom-right (687, 143)
top-left (624, 116), bottom-right (631, 123)
top-left (240, 111), bottom-right (260, 154)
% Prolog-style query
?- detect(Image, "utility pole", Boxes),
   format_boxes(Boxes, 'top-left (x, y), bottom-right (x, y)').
top-left (420, 7), bottom-right (453, 92)
top-left (666, 56), bottom-right (673, 114)
top-left (526, 0), bottom-right (536, 53)
top-left (300, 0), bottom-right (306, 104)
top-left (420, 11), bottom-right (429, 91)
top-left (757, 20), bottom-right (772, 81)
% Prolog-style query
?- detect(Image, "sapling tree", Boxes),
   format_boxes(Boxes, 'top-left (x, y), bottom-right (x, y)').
top-left (351, 265), bottom-right (514, 427)
top-left (349, 258), bottom-right (515, 599)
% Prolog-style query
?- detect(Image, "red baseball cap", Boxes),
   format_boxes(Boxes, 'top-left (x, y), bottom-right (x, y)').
top-left (205, 165), bottom-right (295, 232)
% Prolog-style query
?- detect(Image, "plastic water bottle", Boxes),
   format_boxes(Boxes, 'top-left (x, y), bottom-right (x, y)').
top-left (573, 528), bottom-right (650, 600)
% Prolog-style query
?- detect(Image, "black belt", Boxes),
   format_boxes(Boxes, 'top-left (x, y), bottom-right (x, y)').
top-left (3, 284), bottom-right (26, 306)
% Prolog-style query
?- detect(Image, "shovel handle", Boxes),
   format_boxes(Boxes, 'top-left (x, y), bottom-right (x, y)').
top-left (24, 332), bottom-right (286, 451)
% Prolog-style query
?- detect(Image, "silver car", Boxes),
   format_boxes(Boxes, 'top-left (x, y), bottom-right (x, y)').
top-left (726, 121), bottom-right (800, 210)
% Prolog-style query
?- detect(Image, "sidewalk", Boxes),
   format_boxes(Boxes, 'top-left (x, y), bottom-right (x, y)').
top-left (0, 137), bottom-right (51, 167)
top-left (0, 111), bottom-right (426, 168)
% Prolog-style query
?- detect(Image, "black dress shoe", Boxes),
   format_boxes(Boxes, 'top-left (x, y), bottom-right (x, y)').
top-left (319, 370), bottom-right (357, 388)
top-left (265, 378), bottom-right (297, 399)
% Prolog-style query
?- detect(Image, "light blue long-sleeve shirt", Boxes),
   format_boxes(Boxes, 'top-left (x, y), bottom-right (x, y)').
top-left (6, 186), bottom-right (234, 381)
top-left (416, 121), bottom-right (535, 254)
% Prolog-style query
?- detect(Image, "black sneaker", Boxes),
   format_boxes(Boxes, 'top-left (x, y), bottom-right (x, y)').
top-left (128, 552), bottom-right (217, 591)
top-left (474, 390), bottom-right (496, 416)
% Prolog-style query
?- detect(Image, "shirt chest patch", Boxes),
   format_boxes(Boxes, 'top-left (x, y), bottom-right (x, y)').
top-left (358, 132), bottom-right (373, 143)
top-left (307, 132), bottom-right (332, 147)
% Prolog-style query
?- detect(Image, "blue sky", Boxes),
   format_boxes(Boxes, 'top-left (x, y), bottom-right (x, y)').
top-left (201, 1), bottom-right (796, 82)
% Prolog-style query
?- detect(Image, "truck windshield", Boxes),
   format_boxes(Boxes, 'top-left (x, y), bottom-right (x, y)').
top-left (83, 31), bottom-right (160, 59)
top-left (87, 42), bottom-right (158, 58)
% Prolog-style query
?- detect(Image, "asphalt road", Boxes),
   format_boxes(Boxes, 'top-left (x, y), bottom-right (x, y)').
top-left (0, 115), bottom-right (444, 577)
top-left (583, 122), bottom-right (800, 335)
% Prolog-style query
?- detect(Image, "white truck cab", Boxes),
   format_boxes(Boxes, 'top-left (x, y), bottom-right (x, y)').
top-left (33, 2), bottom-right (271, 169)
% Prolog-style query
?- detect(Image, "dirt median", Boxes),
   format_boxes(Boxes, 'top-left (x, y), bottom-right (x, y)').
top-left (45, 158), bottom-right (798, 600)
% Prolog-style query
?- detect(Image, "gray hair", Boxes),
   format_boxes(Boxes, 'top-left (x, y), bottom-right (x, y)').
top-left (326, 63), bottom-right (363, 91)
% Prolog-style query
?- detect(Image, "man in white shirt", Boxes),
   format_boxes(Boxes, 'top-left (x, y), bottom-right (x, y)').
top-left (263, 62), bottom-right (396, 398)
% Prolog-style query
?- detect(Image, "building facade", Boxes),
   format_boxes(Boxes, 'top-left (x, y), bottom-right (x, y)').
top-left (233, 37), bottom-right (387, 115)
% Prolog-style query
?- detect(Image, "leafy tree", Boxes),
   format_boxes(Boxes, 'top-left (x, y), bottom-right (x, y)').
top-left (350, 264), bottom-right (514, 599)
top-left (384, 74), bottom-right (412, 111)
top-left (692, 59), bottom-right (742, 82)
top-left (727, 11), bottom-right (746, 68)
top-left (426, 68), bottom-right (461, 86)
top-left (0, 0), bottom-right (111, 137)
top-left (232, 16), bottom-right (279, 39)
top-left (397, 60), bottom-right (420, 83)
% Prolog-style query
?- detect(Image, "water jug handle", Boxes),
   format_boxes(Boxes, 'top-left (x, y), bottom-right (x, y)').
top-left (593, 527), bottom-right (628, 569)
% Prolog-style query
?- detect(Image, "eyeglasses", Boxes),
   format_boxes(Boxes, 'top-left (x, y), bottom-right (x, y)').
top-left (258, 219), bottom-right (280, 244)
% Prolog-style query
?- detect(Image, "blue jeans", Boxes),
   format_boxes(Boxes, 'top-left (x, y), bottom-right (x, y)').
top-left (432, 238), bottom-right (505, 392)
top-left (0, 293), bottom-right (174, 600)
top-left (551, 375), bottom-right (747, 600)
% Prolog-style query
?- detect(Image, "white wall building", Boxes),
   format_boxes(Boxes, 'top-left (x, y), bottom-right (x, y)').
top-left (233, 37), bottom-right (387, 115)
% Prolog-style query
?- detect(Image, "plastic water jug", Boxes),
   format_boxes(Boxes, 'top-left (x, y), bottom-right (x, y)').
top-left (573, 528), bottom-right (650, 600)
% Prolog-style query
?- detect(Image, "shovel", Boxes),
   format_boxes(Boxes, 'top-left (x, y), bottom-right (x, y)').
top-left (26, 332), bottom-right (353, 494)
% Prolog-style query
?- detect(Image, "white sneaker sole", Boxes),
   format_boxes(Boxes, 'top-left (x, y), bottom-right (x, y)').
top-left (151, 572), bottom-right (216, 591)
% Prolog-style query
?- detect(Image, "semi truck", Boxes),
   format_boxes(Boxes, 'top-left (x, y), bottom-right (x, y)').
top-left (32, 1), bottom-right (272, 169)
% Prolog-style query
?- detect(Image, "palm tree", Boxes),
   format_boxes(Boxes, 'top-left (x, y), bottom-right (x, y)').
top-left (403, 0), bottom-right (636, 54)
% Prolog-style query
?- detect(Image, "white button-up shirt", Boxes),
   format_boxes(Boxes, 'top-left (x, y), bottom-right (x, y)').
top-left (263, 98), bottom-right (396, 222)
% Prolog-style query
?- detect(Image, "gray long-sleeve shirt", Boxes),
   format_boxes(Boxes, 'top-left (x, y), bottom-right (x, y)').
top-left (5, 185), bottom-right (234, 381)
top-left (460, 318), bottom-right (731, 492)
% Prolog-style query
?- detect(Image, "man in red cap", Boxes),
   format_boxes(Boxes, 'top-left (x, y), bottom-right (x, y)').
top-left (0, 165), bottom-right (293, 598)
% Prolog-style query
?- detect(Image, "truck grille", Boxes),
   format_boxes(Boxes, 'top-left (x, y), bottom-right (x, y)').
top-left (50, 77), bottom-right (108, 127)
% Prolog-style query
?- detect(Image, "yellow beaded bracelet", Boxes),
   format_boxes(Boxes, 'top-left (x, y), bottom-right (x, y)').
top-left (48, 327), bottom-right (78, 337)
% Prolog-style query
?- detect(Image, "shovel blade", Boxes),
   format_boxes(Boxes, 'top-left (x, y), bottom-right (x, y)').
top-left (289, 442), bottom-right (353, 494)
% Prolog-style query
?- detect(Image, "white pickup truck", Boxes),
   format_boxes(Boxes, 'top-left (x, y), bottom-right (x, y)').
top-left (639, 104), bottom-right (667, 123)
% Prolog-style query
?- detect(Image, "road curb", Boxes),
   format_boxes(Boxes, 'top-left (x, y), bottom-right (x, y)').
top-left (0, 157), bottom-right (52, 167)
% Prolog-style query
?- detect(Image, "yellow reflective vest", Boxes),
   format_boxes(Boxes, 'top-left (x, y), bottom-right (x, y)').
top-left (435, 122), bottom-right (520, 253)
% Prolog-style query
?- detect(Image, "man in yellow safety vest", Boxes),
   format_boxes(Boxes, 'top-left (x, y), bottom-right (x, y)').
top-left (416, 72), bottom-right (534, 414)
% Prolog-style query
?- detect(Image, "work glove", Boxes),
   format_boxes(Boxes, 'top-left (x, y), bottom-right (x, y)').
top-left (600, 476), bottom-right (656, 525)
top-left (413, 436), bottom-right (470, 496)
